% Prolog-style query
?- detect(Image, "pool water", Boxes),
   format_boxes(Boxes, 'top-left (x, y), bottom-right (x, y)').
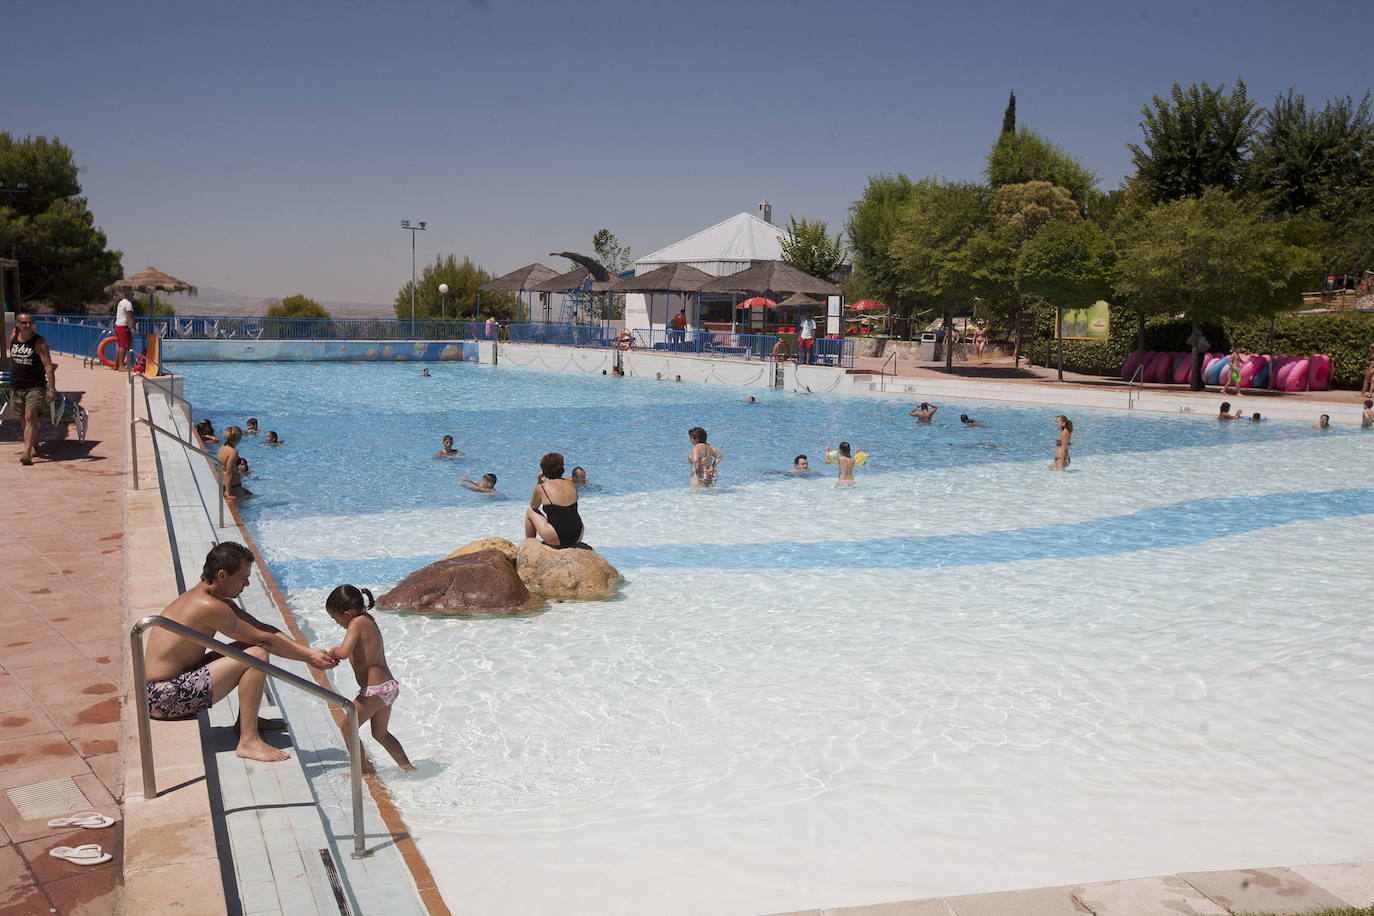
top-left (178, 360), bottom-right (1374, 915)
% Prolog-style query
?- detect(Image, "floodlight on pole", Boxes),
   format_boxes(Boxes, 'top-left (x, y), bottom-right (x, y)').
top-left (438, 283), bottom-right (449, 321)
top-left (401, 220), bottom-right (427, 333)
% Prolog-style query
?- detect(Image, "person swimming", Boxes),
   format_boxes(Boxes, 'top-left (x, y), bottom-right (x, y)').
top-left (909, 402), bottom-right (938, 422)
top-left (825, 441), bottom-right (857, 486)
top-left (525, 453), bottom-right (584, 547)
top-left (1251, 412), bottom-right (1264, 422)
top-left (688, 427), bottom-right (722, 488)
top-left (959, 414), bottom-right (981, 427)
top-left (1313, 414), bottom-right (1331, 430)
top-left (435, 435), bottom-right (463, 458)
top-left (460, 473), bottom-right (497, 494)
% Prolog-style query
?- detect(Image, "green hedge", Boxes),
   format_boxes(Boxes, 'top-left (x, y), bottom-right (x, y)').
top-left (1026, 306), bottom-right (1374, 388)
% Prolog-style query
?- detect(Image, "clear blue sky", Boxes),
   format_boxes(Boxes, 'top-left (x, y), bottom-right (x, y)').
top-left (4, 0), bottom-right (1370, 305)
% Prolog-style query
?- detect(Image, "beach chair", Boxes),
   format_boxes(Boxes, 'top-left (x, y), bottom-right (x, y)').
top-left (173, 318), bottom-right (195, 339)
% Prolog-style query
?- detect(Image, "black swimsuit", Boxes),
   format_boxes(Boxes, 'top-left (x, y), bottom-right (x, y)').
top-left (539, 483), bottom-right (583, 546)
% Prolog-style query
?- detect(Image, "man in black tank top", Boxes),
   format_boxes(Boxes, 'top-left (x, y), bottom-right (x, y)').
top-left (6, 312), bottom-right (57, 465)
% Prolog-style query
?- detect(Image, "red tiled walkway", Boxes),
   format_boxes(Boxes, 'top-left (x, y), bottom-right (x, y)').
top-left (0, 357), bottom-right (129, 914)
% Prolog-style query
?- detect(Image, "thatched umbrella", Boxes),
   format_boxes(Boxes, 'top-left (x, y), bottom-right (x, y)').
top-left (479, 263), bottom-right (559, 322)
top-left (104, 267), bottom-right (197, 317)
top-left (701, 260), bottom-right (841, 334)
top-left (611, 263), bottom-right (715, 332)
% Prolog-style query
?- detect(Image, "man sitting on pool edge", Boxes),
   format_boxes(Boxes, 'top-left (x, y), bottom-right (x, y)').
top-left (141, 542), bottom-right (337, 762)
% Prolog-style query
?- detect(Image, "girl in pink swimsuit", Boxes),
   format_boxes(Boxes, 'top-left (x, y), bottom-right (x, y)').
top-left (326, 585), bottom-right (416, 771)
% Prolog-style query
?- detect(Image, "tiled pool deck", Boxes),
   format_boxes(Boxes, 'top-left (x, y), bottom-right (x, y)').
top-left (2, 347), bottom-right (1373, 915)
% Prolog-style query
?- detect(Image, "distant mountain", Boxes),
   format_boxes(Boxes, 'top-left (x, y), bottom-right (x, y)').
top-left (161, 287), bottom-right (392, 319)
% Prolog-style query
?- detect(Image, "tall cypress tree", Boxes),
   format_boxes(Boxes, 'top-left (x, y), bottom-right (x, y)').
top-left (1001, 91), bottom-right (1017, 135)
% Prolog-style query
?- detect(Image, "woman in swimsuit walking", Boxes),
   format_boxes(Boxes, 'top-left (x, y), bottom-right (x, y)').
top-left (687, 427), bottom-right (722, 488)
top-left (1051, 415), bottom-right (1072, 470)
top-left (525, 452), bottom-right (584, 547)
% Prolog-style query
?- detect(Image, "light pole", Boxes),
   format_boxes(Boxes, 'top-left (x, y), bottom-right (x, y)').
top-left (401, 219), bottom-right (427, 334)
top-left (438, 283), bottom-right (448, 322)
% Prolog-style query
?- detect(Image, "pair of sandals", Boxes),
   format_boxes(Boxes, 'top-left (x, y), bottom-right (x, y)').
top-left (47, 812), bottom-right (116, 866)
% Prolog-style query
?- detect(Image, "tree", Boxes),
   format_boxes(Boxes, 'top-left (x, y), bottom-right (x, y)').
top-left (890, 179), bottom-right (988, 365)
top-left (986, 128), bottom-right (1097, 205)
top-left (0, 133), bottom-right (122, 308)
top-left (593, 229), bottom-right (632, 320)
top-left (267, 294), bottom-right (330, 319)
top-left (1113, 187), bottom-right (1317, 387)
top-left (846, 174), bottom-right (917, 329)
top-left (1001, 91), bottom-right (1017, 136)
top-left (1018, 221), bottom-right (1116, 380)
top-left (1126, 79), bottom-right (1260, 204)
top-left (779, 216), bottom-right (846, 280)
top-left (394, 254), bottom-right (516, 321)
top-left (1249, 89), bottom-right (1373, 215)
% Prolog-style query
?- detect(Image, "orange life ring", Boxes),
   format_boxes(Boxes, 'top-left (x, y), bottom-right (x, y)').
top-left (96, 336), bottom-right (119, 368)
top-left (615, 331), bottom-right (633, 351)
top-left (772, 338), bottom-right (791, 361)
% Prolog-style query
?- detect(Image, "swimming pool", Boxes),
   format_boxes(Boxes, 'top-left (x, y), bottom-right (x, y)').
top-left (179, 360), bottom-right (1374, 915)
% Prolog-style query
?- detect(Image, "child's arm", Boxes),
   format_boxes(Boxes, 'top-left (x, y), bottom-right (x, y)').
top-left (330, 614), bottom-right (373, 661)
top-left (459, 479), bottom-right (486, 492)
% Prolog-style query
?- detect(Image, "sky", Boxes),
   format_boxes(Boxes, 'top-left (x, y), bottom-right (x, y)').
top-left (4, 0), bottom-right (1371, 306)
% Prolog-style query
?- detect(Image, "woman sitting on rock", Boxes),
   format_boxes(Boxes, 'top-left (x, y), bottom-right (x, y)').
top-left (524, 452), bottom-right (584, 548)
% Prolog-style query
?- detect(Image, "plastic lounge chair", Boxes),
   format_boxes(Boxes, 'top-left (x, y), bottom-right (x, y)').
top-left (50, 394), bottom-right (90, 441)
top-left (173, 318), bottom-right (194, 339)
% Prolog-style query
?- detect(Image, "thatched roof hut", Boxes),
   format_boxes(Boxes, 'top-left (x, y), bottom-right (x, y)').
top-left (611, 262), bottom-right (714, 293)
top-left (529, 267), bottom-right (595, 294)
top-left (479, 263), bottom-right (559, 293)
top-left (699, 260), bottom-right (841, 297)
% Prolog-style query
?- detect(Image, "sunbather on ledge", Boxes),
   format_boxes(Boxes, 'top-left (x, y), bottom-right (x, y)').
top-left (142, 542), bottom-right (337, 762)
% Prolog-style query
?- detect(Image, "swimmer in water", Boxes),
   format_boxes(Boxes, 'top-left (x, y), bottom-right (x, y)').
top-left (1362, 400), bottom-right (1373, 429)
top-left (1051, 415), bottom-right (1072, 470)
top-left (1251, 412), bottom-right (1264, 423)
top-left (245, 418), bottom-right (260, 435)
top-left (421, 368), bottom-right (431, 377)
top-left (792, 454), bottom-right (809, 474)
top-left (824, 441), bottom-right (856, 486)
top-left (746, 395), bottom-right (757, 404)
top-left (435, 435), bottom-right (463, 458)
top-left (264, 430), bottom-right (282, 445)
top-left (1313, 414), bottom-right (1331, 430)
top-left (1218, 402), bottom-right (1242, 420)
top-left (909, 402), bottom-right (938, 423)
top-left (688, 427), bottom-right (722, 488)
top-left (459, 473), bottom-right (498, 494)
top-left (959, 414), bottom-right (981, 427)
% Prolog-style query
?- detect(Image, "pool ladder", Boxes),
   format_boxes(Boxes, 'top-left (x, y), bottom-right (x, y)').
top-left (1126, 362), bottom-right (1145, 409)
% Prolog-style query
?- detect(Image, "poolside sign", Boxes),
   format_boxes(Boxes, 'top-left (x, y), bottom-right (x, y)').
top-left (1060, 300), bottom-right (1110, 340)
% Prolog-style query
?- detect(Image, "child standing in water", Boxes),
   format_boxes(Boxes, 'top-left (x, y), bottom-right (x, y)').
top-left (325, 585), bottom-right (416, 772)
top-left (825, 441), bottom-right (857, 486)
top-left (1051, 415), bottom-right (1072, 470)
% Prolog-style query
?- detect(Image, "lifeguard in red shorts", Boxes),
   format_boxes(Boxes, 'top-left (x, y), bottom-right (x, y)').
top-left (113, 297), bottom-right (136, 371)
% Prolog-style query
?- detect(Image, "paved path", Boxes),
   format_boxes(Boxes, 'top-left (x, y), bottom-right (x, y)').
top-left (0, 358), bottom-right (127, 914)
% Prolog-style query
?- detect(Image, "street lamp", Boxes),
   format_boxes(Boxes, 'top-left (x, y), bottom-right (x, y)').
top-left (401, 219), bottom-right (427, 333)
top-left (438, 283), bottom-right (449, 321)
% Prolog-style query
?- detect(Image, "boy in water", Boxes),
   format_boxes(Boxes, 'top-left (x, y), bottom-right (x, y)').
top-left (909, 402), bottom-right (938, 422)
top-left (435, 435), bottom-right (463, 458)
top-left (459, 473), bottom-right (498, 494)
top-left (1314, 414), bottom-right (1331, 430)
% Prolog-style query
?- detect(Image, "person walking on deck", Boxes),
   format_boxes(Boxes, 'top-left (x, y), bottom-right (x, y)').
top-left (6, 311), bottom-right (57, 466)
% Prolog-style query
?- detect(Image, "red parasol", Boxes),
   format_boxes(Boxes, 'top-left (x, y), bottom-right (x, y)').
top-left (739, 296), bottom-right (776, 308)
top-left (847, 299), bottom-right (886, 311)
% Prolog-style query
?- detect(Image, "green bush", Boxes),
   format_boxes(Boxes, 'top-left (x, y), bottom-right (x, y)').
top-left (1026, 305), bottom-right (1374, 388)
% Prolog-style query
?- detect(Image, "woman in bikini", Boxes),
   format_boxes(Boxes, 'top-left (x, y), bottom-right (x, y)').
top-left (217, 426), bottom-right (254, 500)
top-left (525, 452), bottom-right (584, 547)
top-left (1051, 415), bottom-right (1073, 470)
top-left (687, 427), bottom-right (722, 488)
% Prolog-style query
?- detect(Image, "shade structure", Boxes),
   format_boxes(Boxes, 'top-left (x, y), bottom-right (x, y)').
top-left (847, 299), bottom-right (886, 311)
top-left (780, 292), bottom-right (823, 307)
top-left (740, 296), bottom-right (777, 308)
top-left (104, 267), bottom-right (197, 297)
top-left (529, 267), bottom-right (595, 294)
top-left (698, 260), bottom-right (842, 297)
top-left (610, 262), bottom-right (714, 293)
top-left (479, 263), bottom-right (559, 292)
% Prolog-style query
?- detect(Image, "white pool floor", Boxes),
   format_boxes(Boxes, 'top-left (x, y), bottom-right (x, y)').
top-left (246, 427), bottom-right (1374, 915)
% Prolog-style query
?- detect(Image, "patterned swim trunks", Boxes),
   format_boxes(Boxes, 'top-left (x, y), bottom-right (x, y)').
top-left (356, 679), bottom-right (400, 707)
top-left (146, 664), bottom-right (213, 720)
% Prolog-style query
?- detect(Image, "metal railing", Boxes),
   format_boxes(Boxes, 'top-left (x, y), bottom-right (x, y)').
top-left (504, 322), bottom-right (615, 348)
top-left (35, 313), bottom-right (491, 342)
top-left (129, 615), bottom-right (368, 859)
top-left (130, 417), bottom-right (226, 528)
top-left (878, 350), bottom-right (899, 391)
top-left (142, 375), bottom-right (195, 423)
top-left (1126, 361), bottom-right (1145, 409)
top-left (628, 328), bottom-right (782, 362)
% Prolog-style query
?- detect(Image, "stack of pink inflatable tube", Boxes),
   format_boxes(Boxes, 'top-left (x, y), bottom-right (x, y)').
top-left (1119, 351), bottom-right (1332, 391)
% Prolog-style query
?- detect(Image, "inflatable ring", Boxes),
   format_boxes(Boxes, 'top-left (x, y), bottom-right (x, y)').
top-left (772, 338), bottom-right (791, 361)
top-left (615, 331), bottom-right (633, 351)
top-left (96, 336), bottom-right (119, 368)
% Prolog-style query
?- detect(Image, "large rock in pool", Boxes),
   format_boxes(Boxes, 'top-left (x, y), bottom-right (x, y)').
top-left (446, 536), bottom-right (519, 565)
top-left (378, 549), bottom-right (531, 615)
top-left (516, 538), bottom-right (622, 601)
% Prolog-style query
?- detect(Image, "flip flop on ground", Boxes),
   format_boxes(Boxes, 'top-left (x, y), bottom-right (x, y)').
top-left (48, 844), bottom-right (112, 866)
top-left (47, 812), bottom-right (115, 829)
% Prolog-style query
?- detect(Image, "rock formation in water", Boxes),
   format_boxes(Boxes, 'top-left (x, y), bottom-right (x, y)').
top-left (377, 548), bottom-right (531, 615)
top-left (516, 537), bottom-right (622, 601)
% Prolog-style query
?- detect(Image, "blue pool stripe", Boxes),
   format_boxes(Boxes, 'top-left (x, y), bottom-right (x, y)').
top-left (268, 488), bottom-right (1374, 589)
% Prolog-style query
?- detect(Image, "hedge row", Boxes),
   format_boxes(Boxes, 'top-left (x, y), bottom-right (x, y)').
top-left (1024, 308), bottom-right (1374, 389)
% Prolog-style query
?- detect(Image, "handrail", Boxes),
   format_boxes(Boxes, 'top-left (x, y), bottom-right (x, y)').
top-left (130, 417), bottom-right (226, 529)
top-left (142, 374), bottom-right (195, 423)
top-left (129, 615), bottom-right (369, 859)
top-left (1126, 360), bottom-right (1146, 409)
top-left (878, 350), bottom-right (898, 392)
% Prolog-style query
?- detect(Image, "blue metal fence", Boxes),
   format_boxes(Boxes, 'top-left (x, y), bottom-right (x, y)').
top-left (32, 319), bottom-right (110, 357)
top-left (30, 313), bottom-right (491, 342)
top-left (503, 323), bottom-right (615, 348)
